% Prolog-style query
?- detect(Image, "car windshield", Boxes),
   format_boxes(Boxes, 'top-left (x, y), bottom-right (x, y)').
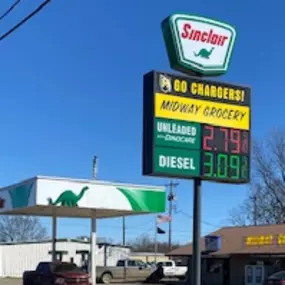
top-left (269, 271), bottom-right (285, 279)
top-left (137, 260), bottom-right (145, 266)
top-left (54, 263), bottom-right (81, 272)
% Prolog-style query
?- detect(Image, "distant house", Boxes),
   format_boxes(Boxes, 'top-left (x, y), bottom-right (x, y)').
top-left (167, 224), bottom-right (285, 285)
top-left (130, 252), bottom-right (169, 263)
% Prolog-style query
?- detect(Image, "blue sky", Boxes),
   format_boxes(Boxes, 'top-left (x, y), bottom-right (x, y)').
top-left (0, 0), bottom-right (282, 245)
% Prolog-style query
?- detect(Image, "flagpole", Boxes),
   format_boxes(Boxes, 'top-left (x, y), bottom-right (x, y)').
top-left (154, 215), bottom-right (158, 263)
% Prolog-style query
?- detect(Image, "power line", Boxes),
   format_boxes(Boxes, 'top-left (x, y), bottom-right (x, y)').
top-left (127, 219), bottom-right (154, 228)
top-left (0, 0), bottom-right (22, 22)
top-left (175, 210), bottom-right (220, 228)
top-left (41, 222), bottom-right (208, 234)
top-left (40, 220), bottom-right (154, 230)
top-left (0, 0), bottom-right (52, 43)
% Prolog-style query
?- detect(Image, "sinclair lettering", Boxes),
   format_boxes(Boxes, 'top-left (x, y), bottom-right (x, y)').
top-left (181, 24), bottom-right (229, 47)
top-left (162, 14), bottom-right (236, 76)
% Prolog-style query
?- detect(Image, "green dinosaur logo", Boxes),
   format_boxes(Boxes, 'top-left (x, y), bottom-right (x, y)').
top-left (194, 47), bottom-right (214, 59)
top-left (48, 186), bottom-right (89, 207)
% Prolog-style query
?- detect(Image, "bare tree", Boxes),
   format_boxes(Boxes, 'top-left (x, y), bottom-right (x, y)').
top-left (229, 129), bottom-right (285, 225)
top-left (228, 196), bottom-right (257, 226)
top-left (0, 215), bottom-right (48, 242)
top-left (127, 234), bottom-right (180, 253)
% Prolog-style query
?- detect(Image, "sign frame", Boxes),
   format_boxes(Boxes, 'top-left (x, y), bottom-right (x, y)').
top-left (142, 70), bottom-right (251, 184)
top-left (162, 14), bottom-right (237, 76)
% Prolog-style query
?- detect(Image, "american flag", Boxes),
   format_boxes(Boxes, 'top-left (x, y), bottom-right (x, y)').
top-left (156, 214), bottom-right (172, 224)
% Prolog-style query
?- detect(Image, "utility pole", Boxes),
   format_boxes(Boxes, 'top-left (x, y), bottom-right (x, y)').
top-left (166, 180), bottom-right (179, 252)
top-left (92, 156), bottom-right (98, 179)
top-left (91, 155), bottom-right (98, 285)
top-left (253, 194), bottom-right (257, 226)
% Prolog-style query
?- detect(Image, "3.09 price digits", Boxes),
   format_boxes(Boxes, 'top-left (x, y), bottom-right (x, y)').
top-left (202, 152), bottom-right (249, 181)
top-left (203, 125), bottom-right (249, 154)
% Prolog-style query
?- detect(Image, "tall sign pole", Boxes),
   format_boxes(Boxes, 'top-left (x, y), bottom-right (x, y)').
top-left (142, 13), bottom-right (251, 285)
top-left (192, 178), bottom-right (201, 285)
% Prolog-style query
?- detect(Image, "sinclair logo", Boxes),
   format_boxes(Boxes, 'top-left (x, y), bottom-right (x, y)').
top-left (162, 14), bottom-right (236, 76)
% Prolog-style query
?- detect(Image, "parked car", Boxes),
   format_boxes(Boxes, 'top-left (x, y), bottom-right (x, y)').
top-left (97, 259), bottom-right (155, 284)
top-left (23, 261), bottom-right (91, 285)
top-left (264, 271), bottom-right (285, 285)
top-left (157, 260), bottom-right (187, 280)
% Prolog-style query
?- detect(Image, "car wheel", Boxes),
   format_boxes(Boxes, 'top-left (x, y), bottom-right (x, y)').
top-left (101, 273), bottom-right (112, 284)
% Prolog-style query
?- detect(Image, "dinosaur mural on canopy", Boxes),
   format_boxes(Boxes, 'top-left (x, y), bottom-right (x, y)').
top-left (194, 47), bottom-right (215, 59)
top-left (48, 186), bottom-right (89, 207)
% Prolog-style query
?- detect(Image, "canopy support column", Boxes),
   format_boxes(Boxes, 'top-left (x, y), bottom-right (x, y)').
top-left (52, 214), bottom-right (57, 262)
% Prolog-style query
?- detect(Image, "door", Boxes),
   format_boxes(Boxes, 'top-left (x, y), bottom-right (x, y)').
top-left (245, 265), bottom-right (264, 285)
top-left (255, 265), bottom-right (264, 285)
top-left (165, 261), bottom-right (176, 277)
top-left (126, 260), bottom-right (140, 280)
top-left (223, 259), bottom-right (230, 285)
top-left (245, 265), bottom-right (254, 285)
top-left (115, 260), bottom-right (125, 280)
top-left (136, 260), bottom-right (151, 280)
top-left (36, 263), bottom-right (53, 285)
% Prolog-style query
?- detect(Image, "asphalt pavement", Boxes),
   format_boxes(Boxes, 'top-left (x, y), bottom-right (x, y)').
top-left (1, 279), bottom-right (21, 285)
top-left (0, 278), bottom-right (180, 285)
top-left (0, 279), bottom-right (166, 285)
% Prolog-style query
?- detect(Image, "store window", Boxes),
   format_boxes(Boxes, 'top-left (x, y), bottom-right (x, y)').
top-left (206, 259), bottom-right (222, 274)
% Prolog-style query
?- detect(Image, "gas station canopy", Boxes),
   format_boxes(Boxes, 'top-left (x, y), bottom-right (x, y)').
top-left (0, 176), bottom-right (166, 218)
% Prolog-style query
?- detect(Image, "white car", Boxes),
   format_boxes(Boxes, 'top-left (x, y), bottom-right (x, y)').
top-left (157, 260), bottom-right (187, 280)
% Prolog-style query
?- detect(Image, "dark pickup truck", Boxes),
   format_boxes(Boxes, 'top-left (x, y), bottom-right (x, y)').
top-left (23, 261), bottom-right (91, 285)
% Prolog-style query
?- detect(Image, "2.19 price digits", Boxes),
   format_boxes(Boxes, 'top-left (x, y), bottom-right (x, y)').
top-left (203, 152), bottom-right (249, 181)
top-left (203, 125), bottom-right (249, 154)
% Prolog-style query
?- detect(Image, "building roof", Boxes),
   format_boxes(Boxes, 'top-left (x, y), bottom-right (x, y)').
top-left (0, 238), bottom-right (88, 246)
top-left (130, 252), bottom-right (166, 256)
top-left (14, 175), bottom-right (164, 190)
top-left (0, 238), bottom-right (129, 248)
top-left (168, 224), bottom-right (285, 256)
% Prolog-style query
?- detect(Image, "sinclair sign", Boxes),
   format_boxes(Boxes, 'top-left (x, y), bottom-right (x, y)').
top-left (162, 14), bottom-right (236, 76)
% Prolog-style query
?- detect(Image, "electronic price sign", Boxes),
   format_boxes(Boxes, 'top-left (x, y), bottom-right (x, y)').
top-left (142, 70), bottom-right (251, 184)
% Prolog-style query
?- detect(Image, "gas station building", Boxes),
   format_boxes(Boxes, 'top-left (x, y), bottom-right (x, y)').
top-left (168, 224), bottom-right (285, 285)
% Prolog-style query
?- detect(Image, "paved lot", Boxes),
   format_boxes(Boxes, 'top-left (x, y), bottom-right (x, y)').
top-left (0, 280), bottom-right (156, 285)
top-left (0, 278), bottom-right (178, 285)
top-left (0, 279), bottom-right (21, 285)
